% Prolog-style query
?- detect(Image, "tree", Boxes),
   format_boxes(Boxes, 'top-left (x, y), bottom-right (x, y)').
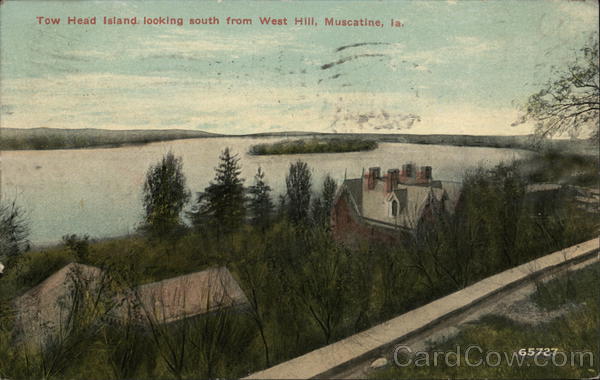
top-left (311, 174), bottom-right (337, 226)
top-left (62, 234), bottom-right (90, 262)
top-left (191, 148), bottom-right (245, 236)
top-left (322, 175), bottom-right (338, 213)
top-left (296, 229), bottom-right (352, 344)
top-left (231, 237), bottom-right (272, 367)
top-left (310, 196), bottom-right (325, 225)
top-left (0, 200), bottom-right (30, 263)
top-left (321, 175), bottom-right (337, 226)
top-left (142, 152), bottom-right (190, 238)
top-left (285, 160), bottom-right (312, 224)
top-left (247, 167), bottom-right (274, 230)
top-left (516, 33), bottom-right (599, 142)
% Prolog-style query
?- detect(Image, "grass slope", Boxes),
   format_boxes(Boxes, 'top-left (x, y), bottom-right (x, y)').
top-left (371, 262), bottom-right (600, 379)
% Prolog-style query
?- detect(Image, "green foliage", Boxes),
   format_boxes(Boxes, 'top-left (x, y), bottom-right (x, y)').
top-left (142, 152), bottom-right (191, 239)
top-left (0, 150), bottom-right (597, 380)
top-left (531, 261), bottom-right (600, 312)
top-left (517, 33), bottom-right (599, 142)
top-left (101, 320), bottom-right (152, 380)
top-left (322, 175), bottom-right (338, 217)
top-left (0, 200), bottom-right (30, 263)
top-left (521, 149), bottom-right (599, 187)
top-left (247, 167), bottom-right (274, 230)
top-left (296, 229), bottom-right (354, 344)
top-left (191, 148), bottom-right (246, 236)
top-left (0, 128), bottom-right (217, 151)
top-left (408, 159), bottom-right (598, 299)
top-left (249, 137), bottom-right (378, 155)
top-left (311, 175), bottom-right (338, 226)
top-left (13, 249), bottom-right (74, 290)
top-left (62, 234), bottom-right (90, 262)
top-left (285, 160), bottom-right (312, 224)
top-left (372, 263), bottom-right (600, 379)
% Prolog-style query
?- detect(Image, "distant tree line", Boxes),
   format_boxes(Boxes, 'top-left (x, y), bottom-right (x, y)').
top-left (249, 137), bottom-right (377, 155)
top-left (0, 128), bottom-right (218, 151)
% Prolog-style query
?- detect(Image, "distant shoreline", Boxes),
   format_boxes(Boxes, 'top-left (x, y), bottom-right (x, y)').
top-left (1, 128), bottom-right (596, 156)
top-left (0, 127), bottom-right (223, 151)
top-left (248, 137), bottom-right (378, 155)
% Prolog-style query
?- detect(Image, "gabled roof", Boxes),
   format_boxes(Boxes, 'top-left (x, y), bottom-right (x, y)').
top-left (118, 266), bottom-right (249, 324)
top-left (394, 185), bottom-right (435, 229)
top-left (14, 263), bottom-right (105, 342)
top-left (15, 263), bottom-right (249, 341)
top-left (340, 178), bottom-right (363, 213)
top-left (439, 181), bottom-right (462, 214)
top-left (391, 188), bottom-right (407, 205)
top-left (336, 176), bottom-right (462, 231)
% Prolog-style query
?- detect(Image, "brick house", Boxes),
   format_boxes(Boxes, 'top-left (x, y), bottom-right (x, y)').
top-left (331, 164), bottom-right (461, 245)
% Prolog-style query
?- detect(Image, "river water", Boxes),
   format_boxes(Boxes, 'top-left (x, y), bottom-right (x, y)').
top-left (1, 137), bottom-right (530, 245)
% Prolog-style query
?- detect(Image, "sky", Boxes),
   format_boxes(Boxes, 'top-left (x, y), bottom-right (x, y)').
top-left (0, 0), bottom-right (598, 135)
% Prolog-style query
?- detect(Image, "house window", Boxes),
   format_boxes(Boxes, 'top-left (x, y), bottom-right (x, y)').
top-left (391, 200), bottom-right (398, 217)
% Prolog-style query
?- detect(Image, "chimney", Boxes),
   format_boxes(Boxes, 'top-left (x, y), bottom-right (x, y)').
top-left (416, 166), bottom-right (430, 183)
top-left (425, 166), bottom-right (432, 180)
top-left (402, 163), bottom-right (415, 178)
top-left (385, 168), bottom-right (400, 192)
top-left (365, 167), bottom-right (380, 190)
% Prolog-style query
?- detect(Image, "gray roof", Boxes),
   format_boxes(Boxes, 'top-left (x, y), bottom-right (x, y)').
top-left (439, 181), bottom-right (462, 214)
top-left (341, 178), bottom-right (363, 213)
top-left (14, 263), bottom-right (105, 343)
top-left (115, 266), bottom-right (249, 324)
top-left (15, 263), bottom-right (249, 342)
top-left (337, 177), bottom-right (462, 230)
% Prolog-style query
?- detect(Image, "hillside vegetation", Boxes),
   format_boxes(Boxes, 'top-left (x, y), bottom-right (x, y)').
top-left (2, 128), bottom-right (596, 156)
top-left (0, 128), bottom-right (219, 150)
top-left (372, 262), bottom-right (600, 379)
top-left (249, 137), bottom-right (378, 155)
top-left (0, 150), bottom-right (597, 380)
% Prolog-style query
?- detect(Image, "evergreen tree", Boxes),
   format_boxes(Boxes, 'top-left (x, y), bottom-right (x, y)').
top-left (142, 152), bottom-right (190, 238)
top-left (311, 175), bottom-right (337, 226)
top-left (192, 148), bottom-right (245, 235)
top-left (310, 196), bottom-right (324, 225)
top-left (322, 174), bottom-right (338, 225)
top-left (285, 160), bottom-right (312, 224)
top-left (247, 167), bottom-right (274, 230)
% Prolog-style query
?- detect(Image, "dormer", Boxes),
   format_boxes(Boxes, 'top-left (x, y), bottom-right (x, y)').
top-left (386, 189), bottom-right (407, 218)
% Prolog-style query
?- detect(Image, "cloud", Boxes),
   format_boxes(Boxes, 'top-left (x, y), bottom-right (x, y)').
top-left (133, 29), bottom-right (302, 60)
top-left (66, 49), bottom-right (118, 60)
top-left (555, 1), bottom-right (599, 34)
top-left (2, 43), bottom-right (528, 137)
top-left (454, 36), bottom-right (502, 55)
top-left (2, 73), bottom-right (534, 136)
top-left (330, 110), bottom-right (421, 132)
top-left (397, 36), bottom-right (502, 67)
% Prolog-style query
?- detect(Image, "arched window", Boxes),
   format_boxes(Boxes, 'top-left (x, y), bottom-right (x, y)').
top-left (391, 199), bottom-right (398, 217)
